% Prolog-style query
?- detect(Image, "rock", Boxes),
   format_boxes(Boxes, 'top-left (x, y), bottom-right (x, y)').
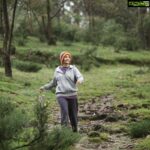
top-left (88, 131), bottom-right (100, 137)
top-left (105, 114), bottom-right (122, 122)
top-left (93, 124), bottom-right (104, 131)
top-left (88, 137), bottom-right (102, 143)
top-left (78, 114), bottom-right (92, 120)
top-left (142, 103), bottom-right (150, 108)
top-left (84, 103), bottom-right (90, 110)
top-left (91, 113), bottom-right (108, 120)
top-left (117, 103), bottom-right (129, 110)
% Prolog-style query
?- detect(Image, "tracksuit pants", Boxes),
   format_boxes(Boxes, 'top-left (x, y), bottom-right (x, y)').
top-left (57, 96), bottom-right (78, 132)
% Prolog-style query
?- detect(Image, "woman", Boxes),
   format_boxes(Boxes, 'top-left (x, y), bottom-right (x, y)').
top-left (40, 51), bottom-right (84, 132)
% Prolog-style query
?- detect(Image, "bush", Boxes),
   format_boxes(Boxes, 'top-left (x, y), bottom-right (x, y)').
top-left (129, 120), bottom-right (150, 138)
top-left (0, 96), bottom-right (28, 150)
top-left (123, 36), bottom-right (140, 51)
top-left (10, 45), bottom-right (16, 55)
top-left (74, 46), bottom-right (100, 71)
top-left (13, 60), bottom-right (42, 72)
top-left (74, 28), bottom-right (87, 42)
top-left (114, 36), bottom-right (126, 52)
top-left (30, 127), bottom-right (80, 150)
top-left (54, 22), bottom-right (78, 42)
top-left (100, 19), bottom-right (125, 47)
top-left (30, 96), bottom-right (80, 150)
top-left (83, 17), bottom-right (105, 44)
top-left (14, 20), bottom-right (28, 38)
top-left (17, 37), bottom-right (27, 46)
top-left (47, 127), bottom-right (80, 150)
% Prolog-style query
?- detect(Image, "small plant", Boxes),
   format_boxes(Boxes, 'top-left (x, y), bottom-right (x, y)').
top-left (129, 119), bottom-right (150, 138)
top-left (30, 96), bottom-right (80, 150)
top-left (13, 60), bottom-right (42, 72)
top-left (100, 132), bottom-right (109, 141)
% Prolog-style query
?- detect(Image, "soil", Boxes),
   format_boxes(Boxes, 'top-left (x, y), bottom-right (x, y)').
top-left (49, 94), bottom-right (136, 150)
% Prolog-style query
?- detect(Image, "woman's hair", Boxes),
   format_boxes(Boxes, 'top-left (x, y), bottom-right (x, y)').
top-left (59, 51), bottom-right (72, 64)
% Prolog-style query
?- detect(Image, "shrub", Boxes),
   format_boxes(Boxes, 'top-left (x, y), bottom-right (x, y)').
top-left (74, 28), bottom-right (86, 42)
top-left (10, 45), bottom-right (16, 55)
top-left (53, 21), bottom-right (78, 42)
top-left (63, 41), bottom-right (73, 46)
top-left (114, 36), bottom-right (126, 52)
top-left (100, 19), bottom-right (125, 47)
top-left (123, 36), bottom-right (140, 51)
top-left (74, 46), bottom-right (100, 71)
top-left (47, 127), bottom-right (80, 150)
top-left (83, 17), bottom-right (105, 44)
top-left (17, 37), bottom-right (27, 46)
top-left (14, 20), bottom-right (28, 39)
top-left (13, 60), bottom-right (42, 72)
top-left (0, 96), bottom-right (28, 150)
top-left (129, 119), bottom-right (150, 138)
top-left (30, 96), bottom-right (79, 150)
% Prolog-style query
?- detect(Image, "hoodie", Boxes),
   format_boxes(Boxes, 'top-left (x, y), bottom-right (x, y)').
top-left (41, 65), bottom-right (84, 97)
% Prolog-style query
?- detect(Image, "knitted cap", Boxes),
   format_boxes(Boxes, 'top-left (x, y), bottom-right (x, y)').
top-left (59, 51), bottom-right (72, 64)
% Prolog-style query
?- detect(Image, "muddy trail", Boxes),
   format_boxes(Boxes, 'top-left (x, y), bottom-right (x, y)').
top-left (49, 95), bottom-right (137, 150)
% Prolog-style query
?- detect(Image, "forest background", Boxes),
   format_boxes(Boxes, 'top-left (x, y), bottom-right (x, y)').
top-left (0, 0), bottom-right (150, 150)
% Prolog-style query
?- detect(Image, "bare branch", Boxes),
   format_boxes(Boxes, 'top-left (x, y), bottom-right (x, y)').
top-left (50, 0), bottom-right (67, 20)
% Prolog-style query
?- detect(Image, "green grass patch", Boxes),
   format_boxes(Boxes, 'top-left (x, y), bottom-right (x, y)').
top-left (135, 138), bottom-right (150, 150)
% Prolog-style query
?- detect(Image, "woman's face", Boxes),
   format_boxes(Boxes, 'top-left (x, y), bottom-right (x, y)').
top-left (62, 54), bottom-right (71, 65)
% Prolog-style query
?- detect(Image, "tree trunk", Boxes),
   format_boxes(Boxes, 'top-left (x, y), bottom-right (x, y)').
top-left (27, 0), bottom-right (33, 34)
top-left (137, 8), bottom-right (147, 49)
top-left (42, 15), bottom-right (46, 33)
top-left (0, 0), bottom-right (3, 35)
top-left (8, 0), bottom-right (18, 52)
top-left (83, 0), bottom-right (95, 31)
top-left (2, 0), bottom-right (12, 77)
top-left (46, 0), bottom-right (55, 45)
top-left (2, 0), bottom-right (18, 77)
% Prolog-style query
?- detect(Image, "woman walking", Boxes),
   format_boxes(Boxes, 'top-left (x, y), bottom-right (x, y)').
top-left (40, 51), bottom-right (84, 132)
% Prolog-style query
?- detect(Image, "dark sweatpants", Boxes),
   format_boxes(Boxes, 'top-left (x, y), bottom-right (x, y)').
top-left (57, 96), bottom-right (78, 132)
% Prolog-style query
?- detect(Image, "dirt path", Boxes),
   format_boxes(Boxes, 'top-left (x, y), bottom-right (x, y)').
top-left (75, 95), bottom-right (135, 150)
top-left (48, 95), bottom-right (136, 150)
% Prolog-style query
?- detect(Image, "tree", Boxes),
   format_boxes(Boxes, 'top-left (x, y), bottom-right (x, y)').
top-left (45, 0), bottom-right (67, 45)
top-left (23, 0), bottom-right (67, 45)
top-left (2, 0), bottom-right (18, 77)
top-left (0, 0), bottom-right (3, 35)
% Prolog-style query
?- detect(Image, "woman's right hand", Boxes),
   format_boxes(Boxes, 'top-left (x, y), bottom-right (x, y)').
top-left (39, 87), bottom-right (44, 93)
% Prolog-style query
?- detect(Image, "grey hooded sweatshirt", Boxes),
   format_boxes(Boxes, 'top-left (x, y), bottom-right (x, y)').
top-left (41, 65), bottom-right (84, 97)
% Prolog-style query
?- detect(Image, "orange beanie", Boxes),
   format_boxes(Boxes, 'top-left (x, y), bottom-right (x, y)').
top-left (59, 51), bottom-right (72, 64)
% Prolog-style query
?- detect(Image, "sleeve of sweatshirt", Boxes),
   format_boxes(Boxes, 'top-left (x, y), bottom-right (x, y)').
top-left (74, 66), bottom-right (84, 83)
top-left (41, 71), bottom-right (57, 90)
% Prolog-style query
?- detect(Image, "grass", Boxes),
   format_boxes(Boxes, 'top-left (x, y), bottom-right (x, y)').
top-left (15, 36), bottom-right (89, 56)
top-left (135, 138), bottom-right (150, 150)
top-left (1, 41), bottom-right (150, 110)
